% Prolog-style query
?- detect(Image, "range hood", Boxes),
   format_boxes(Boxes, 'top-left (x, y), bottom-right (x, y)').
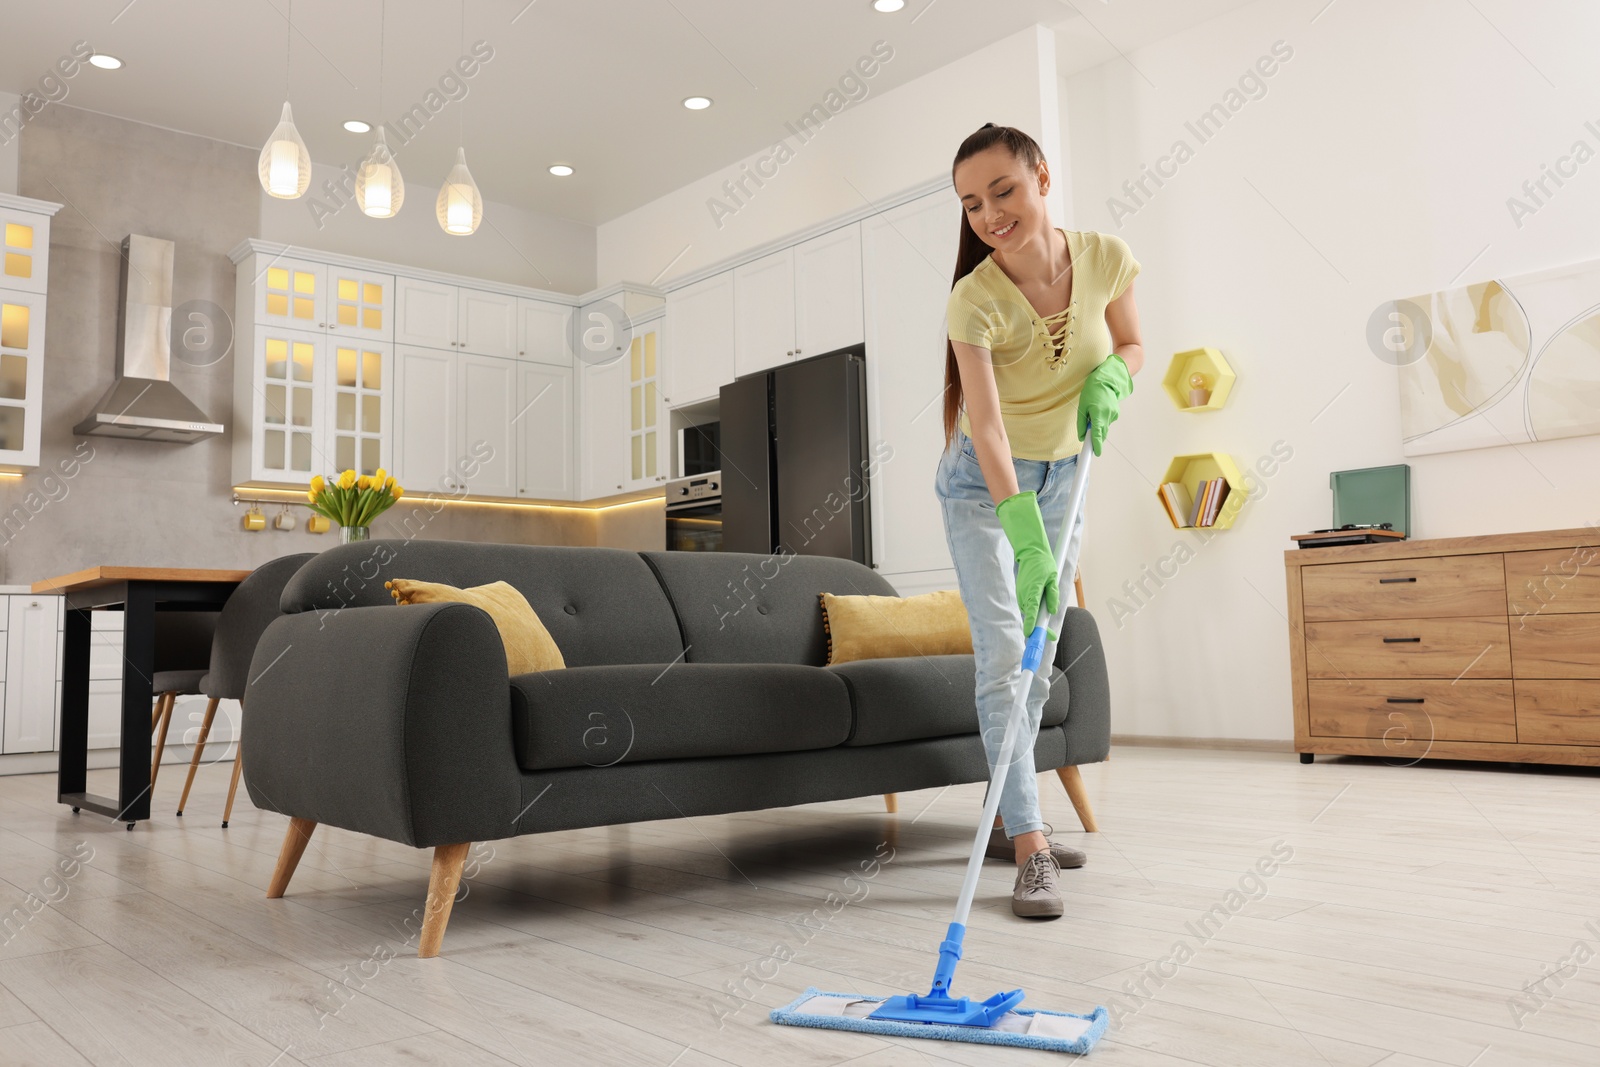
top-left (74, 234), bottom-right (225, 442)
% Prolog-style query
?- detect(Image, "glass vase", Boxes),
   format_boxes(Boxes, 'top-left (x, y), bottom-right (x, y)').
top-left (340, 525), bottom-right (371, 544)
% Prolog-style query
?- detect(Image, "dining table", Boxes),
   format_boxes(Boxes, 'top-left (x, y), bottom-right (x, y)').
top-left (33, 566), bottom-right (252, 828)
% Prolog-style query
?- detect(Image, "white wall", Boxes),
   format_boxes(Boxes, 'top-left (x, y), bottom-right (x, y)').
top-left (258, 159), bottom-right (597, 295)
top-left (597, 25), bottom-right (1064, 287)
top-left (1064, 0), bottom-right (1600, 741)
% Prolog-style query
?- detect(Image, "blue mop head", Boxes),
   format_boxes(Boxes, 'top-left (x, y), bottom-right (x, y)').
top-left (770, 988), bottom-right (1109, 1055)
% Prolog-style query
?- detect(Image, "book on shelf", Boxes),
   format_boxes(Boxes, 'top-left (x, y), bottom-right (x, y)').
top-left (1206, 479), bottom-right (1231, 525)
top-left (1159, 481), bottom-right (1194, 529)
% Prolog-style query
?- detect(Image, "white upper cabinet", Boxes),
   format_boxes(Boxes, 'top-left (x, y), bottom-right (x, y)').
top-left (730, 222), bottom-right (863, 382)
top-left (578, 347), bottom-right (629, 499)
top-left (394, 277), bottom-right (458, 349)
top-left (518, 299), bottom-right (572, 366)
top-left (244, 325), bottom-right (325, 483)
top-left (733, 249), bottom-right (796, 378)
top-left (458, 288), bottom-right (519, 359)
top-left (663, 271), bottom-right (734, 406)
top-left (517, 363), bottom-right (573, 499)
top-left (326, 267), bottom-right (394, 341)
top-left (0, 202), bottom-right (51, 295)
top-left (794, 223), bottom-right (864, 357)
top-left (396, 279), bottom-right (523, 359)
top-left (255, 258), bottom-right (394, 341)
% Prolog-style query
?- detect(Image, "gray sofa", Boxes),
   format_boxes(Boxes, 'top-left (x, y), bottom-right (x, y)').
top-left (244, 540), bottom-right (1110, 956)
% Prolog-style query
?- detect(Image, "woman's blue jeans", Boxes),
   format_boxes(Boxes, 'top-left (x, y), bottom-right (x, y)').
top-left (934, 430), bottom-right (1088, 839)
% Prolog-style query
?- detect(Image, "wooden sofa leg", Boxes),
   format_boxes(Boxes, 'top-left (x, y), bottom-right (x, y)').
top-left (883, 793), bottom-right (898, 813)
top-left (419, 843), bottom-right (472, 959)
top-left (1056, 765), bottom-right (1098, 832)
top-left (267, 817), bottom-right (317, 898)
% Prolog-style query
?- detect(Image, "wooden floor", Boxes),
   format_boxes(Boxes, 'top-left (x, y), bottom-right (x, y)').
top-left (1, 747), bottom-right (1598, 1066)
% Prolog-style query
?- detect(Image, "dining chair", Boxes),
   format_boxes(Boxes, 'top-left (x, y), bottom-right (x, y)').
top-left (173, 553), bottom-right (317, 826)
top-left (149, 612), bottom-right (220, 792)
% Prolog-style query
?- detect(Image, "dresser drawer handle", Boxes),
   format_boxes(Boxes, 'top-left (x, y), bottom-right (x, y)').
top-left (1386, 697), bottom-right (1425, 704)
top-left (1382, 636), bottom-right (1422, 643)
top-left (1378, 577), bottom-right (1417, 584)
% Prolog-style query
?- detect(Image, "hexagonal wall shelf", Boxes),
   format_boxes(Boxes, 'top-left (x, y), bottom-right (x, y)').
top-left (1158, 452), bottom-right (1246, 529)
top-left (1162, 347), bottom-right (1236, 412)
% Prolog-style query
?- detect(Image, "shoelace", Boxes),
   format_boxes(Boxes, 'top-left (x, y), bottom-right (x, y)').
top-left (1017, 850), bottom-right (1060, 892)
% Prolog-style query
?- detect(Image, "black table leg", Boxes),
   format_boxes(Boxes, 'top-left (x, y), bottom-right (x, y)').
top-left (116, 586), bottom-right (156, 826)
top-left (57, 605), bottom-right (91, 807)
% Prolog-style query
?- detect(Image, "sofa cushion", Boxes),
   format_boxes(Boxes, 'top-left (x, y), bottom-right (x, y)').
top-left (387, 578), bottom-right (564, 675)
top-left (511, 662), bottom-right (854, 771)
top-left (831, 654), bottom-right (1069, 747)
top-left (641, 550), bottom-right (898, 666)
top-left (820, 589), bottom-right (972, 665)
top-left (280, 541), bottom-right (683, 667)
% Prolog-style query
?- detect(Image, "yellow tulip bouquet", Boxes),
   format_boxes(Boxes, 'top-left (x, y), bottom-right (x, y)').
top-left (307, 468), bottom-right (404, 535)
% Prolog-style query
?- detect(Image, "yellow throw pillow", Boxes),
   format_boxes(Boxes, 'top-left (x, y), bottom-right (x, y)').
top-left (819, 589), bottom-right (973, 666)
top-left (385, 579), bottom-right (565, 675)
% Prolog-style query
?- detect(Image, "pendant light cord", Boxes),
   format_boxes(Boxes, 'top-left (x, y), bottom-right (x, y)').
top-left (459, 0), bottom-right (465, 143)
top-left (379, 0), bottom-right (386, 120)
top-left (285, 0), bottom-right (292, 100)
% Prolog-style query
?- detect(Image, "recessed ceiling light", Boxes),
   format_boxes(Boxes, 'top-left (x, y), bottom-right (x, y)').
top-left (343, 119), bottom-right (372, 133)
top-left (682, 96), bottom-right (712, 111)
top-left (88, 53), bottom-right (123, 69)
top-left (548, 164), bottom-right (573, 177)
top-left (872, 0), bottom-right (905, 11)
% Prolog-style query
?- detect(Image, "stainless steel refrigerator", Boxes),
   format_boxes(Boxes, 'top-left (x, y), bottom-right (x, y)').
top-left (719, 345), bottom-right (872, 565)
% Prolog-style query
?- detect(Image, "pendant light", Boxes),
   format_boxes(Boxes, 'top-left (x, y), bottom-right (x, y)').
top-left (258, 0), bottom-right (311, 199)
top-left (436, 0), bottom-right (483, 235)
top-left (356, 0), bottom-right (403, 217)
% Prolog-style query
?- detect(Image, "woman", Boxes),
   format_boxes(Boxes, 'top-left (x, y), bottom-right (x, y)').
top-left (936, 124), bottom-right (1143, 919)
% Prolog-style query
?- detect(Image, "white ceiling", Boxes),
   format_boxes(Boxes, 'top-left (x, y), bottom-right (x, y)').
top-left (0, 0), bottom-right (1257, 225)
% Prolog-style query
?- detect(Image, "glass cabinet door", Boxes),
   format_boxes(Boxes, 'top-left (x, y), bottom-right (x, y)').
top-left (327, 268), bottom-right (394, 342)
top-left (328, 341), bottom-right (390, 477)
top-left (0, 215), bottom-right (48, 295)
top-left (626, 325), bottom-right (663, 490)
top-left (257, 257), bottom-right (326, 331)
top-left (0, 290), bottom-right (44, 465)
top-left (254, 325), bottom-right (323, 480)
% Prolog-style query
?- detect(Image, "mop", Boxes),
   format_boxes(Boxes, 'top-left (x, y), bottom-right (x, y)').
top-left (771, 427), bottom-right (1108, 1055)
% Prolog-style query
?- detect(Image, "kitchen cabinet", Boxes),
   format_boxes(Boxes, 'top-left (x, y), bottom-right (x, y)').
top-left (253, 257), bottom-right (394, 342)
top-left (458, 289), bottom-right (519, 360)
top-left (245, 325), bottom-right (325, 483)
top-left (396, 347), bottom-right (528, 497)
top-left (0, 197), bottom-right (52, 296)
top-left (0, 287), bottom-right (47, 469)
top-left (395, 278), bottom-right (519, 359)
top-left (327, 339), bottom-right (392, 477)
top-left (517, 363), bottom-right (574, 498)
top-left (731, 223), bottom-right (864, 380)
top-left (457, 353), bottom-right (520, 497)
top-left (794, 224), bottom-right (864, 357)
top-left (394, 346), bottom-right (458, 493)
top-left (862, 189), bottom-right (960, 584)
top-left (0, 194), bottom-right (57, 472)
top-left (579, 351), bottom-right (629, 498)
top-left (2, 595), bottom-right (60, 753)
top-left (664, 271), bottom-right (734, 405)
top-left (518, 299), bottom-right (572, 367)
top-left (733, 250), bottom-right (795, 378)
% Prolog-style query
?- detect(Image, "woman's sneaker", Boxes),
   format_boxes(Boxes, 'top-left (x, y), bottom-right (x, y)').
top-left (986, 825), bottom-right (1086, 869)
top-left (1012, 850), bottom-right (1064, 918)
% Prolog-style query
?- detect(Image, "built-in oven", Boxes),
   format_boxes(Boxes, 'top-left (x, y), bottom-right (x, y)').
top-left (665, 470), bottom-right (722, 551)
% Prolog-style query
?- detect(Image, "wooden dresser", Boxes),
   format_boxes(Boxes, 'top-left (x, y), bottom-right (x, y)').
top-left (1284, 527), bottom-right (1600, 766)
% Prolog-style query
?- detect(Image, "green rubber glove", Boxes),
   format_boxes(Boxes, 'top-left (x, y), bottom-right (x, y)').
top-left (1076, 354), bottom-right (1133, 456)
top-left (995, 490), bottom-right (1060, 639)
